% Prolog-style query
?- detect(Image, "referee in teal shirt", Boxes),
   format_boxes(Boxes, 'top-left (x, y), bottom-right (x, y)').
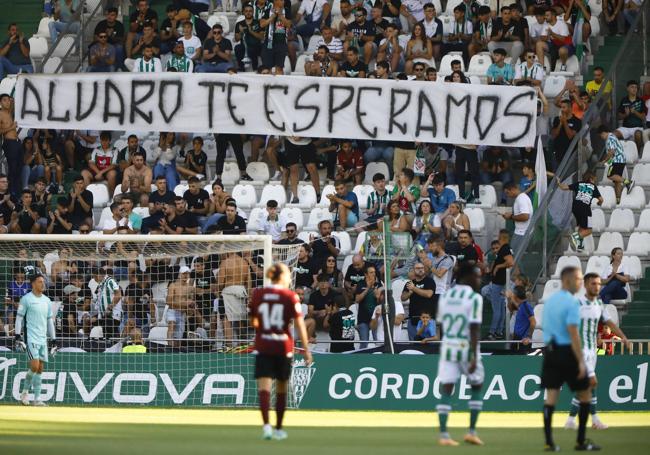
top-left (541, 266), bottom-right (599, 451)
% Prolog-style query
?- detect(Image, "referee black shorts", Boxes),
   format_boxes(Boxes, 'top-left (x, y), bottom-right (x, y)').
top-left (255, 354), bottom-right (293, 381)
top-left (541, 344), bottom-right (590, 392)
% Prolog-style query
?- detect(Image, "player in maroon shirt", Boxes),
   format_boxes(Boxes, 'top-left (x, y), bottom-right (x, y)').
top-left (249, 263), bottom-right (312, 441)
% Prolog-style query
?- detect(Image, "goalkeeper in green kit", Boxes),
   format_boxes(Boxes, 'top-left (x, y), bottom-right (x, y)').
top-left (14, 266), bottom-right (58, 406)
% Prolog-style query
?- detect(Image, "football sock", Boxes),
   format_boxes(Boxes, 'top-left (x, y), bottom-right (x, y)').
top-left (569, 397), bottom-right (580, 417)
top-left (590, 390), bottom-right (598, 416)
top-left (543, 404), bottom-right (555, 446)
top-left (436, 393), bottom-right (452, 437)
top-left (577, 402), bottom-right (590, 444)
top-left (23, 370), bottom-right (34, 393)
top-left (259, 390), bottom-right (270, 425)
top-left (32, 373), bottom-right (42, 402)
top-left (469, 388), bottom-right (483, 433)
top-left (275, 393), bottom-right (287, 430)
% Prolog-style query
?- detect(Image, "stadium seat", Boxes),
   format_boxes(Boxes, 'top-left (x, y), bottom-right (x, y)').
top-left (353, 184), bottom-right (374, 210)
top-left (637, 209), bottom-right (650, 231)
top-left (220, 162), bottom-right (241, 185)
top-left (288, 184), bottom-right (317, 209)
top-left (257, 184), bottom-right (287, 207)
top-left (624, 141), bottom-right (639, 163)
top-left (467, 53), bottom-right (492, 76)
top-left (88, 326), bottom-right (104, 339)
top-left (531, 328), bottom-right (544, 348)
top-left (231, 184), bottom-right (257, 209)
top-left (553, 55), bottom-right (580, 75)
top-left (640, 142), bottom-right (650, 163)
top-left (245, 162), bottom-right (270, 183)
top-left (96, 206), bottom-right (112, 229)
top-left (595, 232), bottom-right (624, 255)
top-left (585, 255), bottom-right (610, 277)
top-left (42, 56), bottom-right (62, 73)
top-left (467, 75), bottom-right (481, 85)
top-left (445, 0), bottom-right (463, 15)
top-left (52, 35), bottom-right (76, 58)
top-left (589, 15), bottom-right (601, 36)
top-left (207, 14), bottom-right (230, 34)
top-left (465, 208), bottom-right (485, 233)
top-left (543, 75), bottom-right (566, 98)
top-left (173, 184), bottom-right (188, 197)
top-left (28, 37), bottom-right (48, 59)
top-left (474, 185), bottom-right (497, 208)
top-left (593, 186), bottom-right (616, 209)
top-left (294, 54), bottom-right (312, 75)
top-left (551, 256), bottom-right (581, 278)
top-left (279, 207), bottom-right (304, 231)
top-left (341, 254), bottom-right (353, 277)
top-left (533, 303), bottom-right (544, 329)
top-left (318, 184), bottom-right (336, 207)
top-left (297, 230), bottom-right (316, 243)
top-left (0, 77), bottom-right (16, 97)
top-left (282, 56), bottom-right (292, 75)
top-left (148, 326), bottom-right (169, 345)
top-left (331, 231), bottom-right (352, 255)
top-left (306, 35), bottom-right (321, 53)
top-left (604, 304), bottom-right (619, 326)
top-left (246, 207), bottom-right (267, 232)
top-left (34, 17), bottom-right (54, 40)
top-left (439, 52), bottom-right (465, 76)
top-left (42, 251), bottom-right (59, 276)
top-left (392, 278), bottom-right (408, 305)
top-left (133, 207), bottom-right (149, 218)
top-left (114, 139), bottom-right (127, 152)
top-left (305, 207), bottom-right (333, 230)
top-left (445, 184), bottom-right (460, 199)
top-left (364, 162), bottom-right (390, 184)
top-left (625, 232), bottom-right (650, 256)
top-left (619, 186), bottom-right (646, 209)
top-left (354, 231), bottom-right (368, 253)
top-left (540, 280), bottom-right (561, 302)
top-left (631, 163), bottom-right (650, 186)
top-left (622, 255), bottom-right (642, 280)
top-left (413, 57), bottom-right (436, 69)
top-left (87, 183), bottom-right (110, 208)
top-left (590, 0), bottom-right (603, 16)
top-left (606, 208), bottom-right (635, 232)
top-left (590, 208), bottom-right (606, 233)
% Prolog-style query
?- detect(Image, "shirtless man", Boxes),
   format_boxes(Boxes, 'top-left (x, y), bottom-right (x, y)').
top-left (121, 152), bottom-right (152, 194)
top-left (0, 94), bottom-right (20, 195)
top-left (166, 266), bottom-right (196, 347)
top-left (217, 252), bottom-right (252, 348)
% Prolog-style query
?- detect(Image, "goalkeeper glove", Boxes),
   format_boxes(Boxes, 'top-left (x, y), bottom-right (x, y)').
top-left (15, 334), bottom-right (26, 353)
top-left (49, 339), bottom-right (59, 357)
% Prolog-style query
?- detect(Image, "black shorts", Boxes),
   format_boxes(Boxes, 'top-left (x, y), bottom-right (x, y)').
top-left (254, 354), bottom-right (292, 380)
top-left (285, 141), bottom-right (317, 167)
top-left (541, 345), bottom-right (590, 392)
top-left (572, 205), bottom-right (592, 230)
top-left (262, 42), bottom-right (288, 68)
top-left (608, 163), bottom-right (625, 178)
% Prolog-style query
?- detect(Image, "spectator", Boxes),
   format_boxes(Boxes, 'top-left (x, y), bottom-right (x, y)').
top-left (598, 124), bottom-right (634, 203)
top-left (520, 160), bottom-right (537, 201)
top-left (364, 172), bottom-right (391, 224)
top-left (602, 0), bottom-right (625, 35)
top-left (381, 0), bottom-right (402, 24)
top-left (554, 81), bottom-right (589, 120)
top-left (564, 0), bottom-right (592, 42)
top-left (332, 0), bottom-right (355, 40)
top-left (8, 190), bottom-right (41, 234)
top-left (455, 142), bottom-right (480, 203)
top-left (123, 271), bottom-right (153, 338)
top-left (443, 59), bottom-right (470, 82)
top-left (385, 199), bottom-right (411, 232)
top-left (486, 48), bottom-right (515, 85)
top-left (131, 43), bottom-right (163, 72)
top-left (306, 44), bottom-right (339, 76)
top-left (120, 195), bottom-right (142, 232)
top-left (30, 178), bottom-right (49, 231)
top-left (121, 152), bottom-right (152, 196)
top-left (294, 0), bottom-right (331, 46)
top-left (88, 31), bottom-right (116, 72)
top-left (427, 235), bottom-right (454, 295)
top-left (413, 200), bottom-right (441, 246)
top-left (0, 174), bottom-right (17, 221)
top-left (312, 220), bottom-right (340, 264)
top-left (67, 176), bottom-right (93, 229)
top-left (235, 4), bottom-right (264, 71)
top-left (277, 222), bottom-right (304, 245)
top-left (116, 135), bottom-right (146, 172)
top-left (126, 0), bottom-right (159, 58)
top-left (336, 140), bottom-right (364, 185)
top-left (327, 179), bottom-right (359, 229)
top-left (315, 254), bottom-right (345, 294)
top-left (343, 254), bottom-right (368, 302)
top-left (623, 0), bottom-right (642, 29)
top-left (502, 182), bottom-right (533, 254)
top-left (201, 180), bottom-right (229, 233)
top-left (160, 4), bottom-right (182, 54)
top-left (510, 3), bottom-right (530, 48)
top-left (211, 201), bottom-right (247, 235)
top-left (374, 59), bottom-right (391, 79)
top-left (528, 7), bottom-right (548, 51)
top-left (402, 261), bottom-right (436, 340)
top-left (49, 0), bottom-right (81, 44)
top-left (441, 201), bottom-right (470, 241)
top-left (338, 46), bottom-right (368, 77)
top-left (285, 136), bottom-right (320, 203)
top-left (169, 196), bottom-right (199, 234)
top-left (378, 23), bottom-right (403, 74)
top-left (46, 197), bottom-right (72, 234)
top-left (449, 229), bottom-right (479, 270)
top-left (198, 24), bottom-right (235, 73)
top-left (141, 175), bottom-right (174, 231)
top-left (95, 265), bottom-right (123, 339)
top-left (488, 6), bottom-right (525, 61)
top-left (127, 22), bottom-right (161, 65)
top-left (0, 23), bottom-right (33, 79)
top-left (422, 174), bottom-right (456, 215)
top-left (345, 7), bottom-right (376, 66)
top-left (5, 267), bottom-right (29, 333)
top-left (178, 21), bottom-right (202, 61)
top-left (309, 272), bottom-right (341, 330)
top-left (166, 266), bottom-right (195, 346)
top-left (481, 146), bottom-right (513, 186)
top-left (81, 131), bottom-right (118, 196)
top-left (483, 229), bottom-right (514, 340)
top-left (371, 288), bottom-right (406, 344)
top-left (550, 99), bottom-right (581, 167)
top-left (536, 8), bottom-right (571, 67)
top-left (324, 296), bottom-right (356, 352)
top-left (391, 168), bottom-right (420, 221)
top-left (556, 171), bottom-right (602, 252)
top-left (182, 176), bottom-right (210, 227)
top-left (178, 137), bottom-right (207, 180)
top-left (0, 94), bottom-right (21, 196)
top-left (600, 248), bottom-right (630, 305)
top-left (354, 264), bottom-right (384, 348)
top-left (585, 66), bottom-right (612, 102)
top-left (401, 0), bottom-right (426, 27)
top-left (420, 3), bottom-right (443, 60)
top-left (260, 199), bottom-right (282, 242)
top-left (615, 80), bottom-right (646, 152)
top-left (166, 41), bottom-right (194, 72)
top-left (152, 132), bottom-right (180, 191)
top-left (316, 25), bottom-right (344, 62)
top-left (404, 23), bottom-right (432, 75)
top-left (443, 4), bottom-right (473, 63)
top-left (40, 137), bottom-right (64, 194)
top-left (102, 201), bottom-right (133, 235)
top-left (20, 138), bottom-right (44, 190)
top-left (260, 0), bottom-right (293, 75)
top-left (414, 311), bottom-right (438, 342)
top-left (94, 7), bottom-right (125, 69)
top-left (508, 285), bottom-right (535, 351)
top-left (514, 51), bottom-right (545, 86)
top-left (294, 244), bottom-right (317, 289)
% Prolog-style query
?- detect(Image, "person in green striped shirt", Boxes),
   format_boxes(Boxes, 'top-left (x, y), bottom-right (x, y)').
top-left (599, 124), bottom-right (634, 203)
top-left (565, 273), bottom-right (629, 431)
top-left (166, 41), bottom-right (194, 72)
top-left (435, 263), bottom-right (484, 447)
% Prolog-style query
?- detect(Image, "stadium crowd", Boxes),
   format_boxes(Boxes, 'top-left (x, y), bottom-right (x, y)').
top-left (0, 0), bottom-right (648, 351)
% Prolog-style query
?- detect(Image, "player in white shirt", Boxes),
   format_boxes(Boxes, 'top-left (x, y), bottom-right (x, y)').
top-left (565, 273), bottom-right (629, 431)
top-left (435, 263), bottom-right (484, 446)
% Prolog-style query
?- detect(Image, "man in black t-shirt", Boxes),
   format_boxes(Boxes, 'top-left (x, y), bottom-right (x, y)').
top-left (483, 230), bottom-right (514, 340)
top-left (344, 254), bottom-right (369, 304)
top-left (345, 9), bottom-right (376, 64)
top-left (172, 197), bottom-right (199, 234)
top-left (324, 297), bottom-right (356, 353)
top-left (277, 222), bottom-right (304, 245)
top-left (234, 3), bottom-right (264, 71)
top-left (125, 272), bottom-right (153, 336)
top-left (197, 23), bottom-right (235, 73)
top-left (47, 197), bottom-right (72, 234)
top-left (551, 99), bottom-right (582, 167)
top-left (309, 274), bottom-right (341, 328)
top-left (354, 265), bottom-right (383, 348)
top-left (616, 80), bottom-right (647, 151)
top-left (66, 176), bottom-right (93, 229)
top-left (211, 201), bottom-right (247, 234)
top-left (183, 177), bottom-right (210, 227)
top-left (311, 220), bottom-right (341, 265)
top-left (94, 7), bottom-right (126, 69)
top-left (400, 262), bottom-right (436, 340)
top-left (369, 5), bottom-right (389, 47)
top-left (339, 47), bottom-right (367, 77)
top-left (141, 176), bottom-right (175, 233)
top-left (487, 6), bottom-right (524, 61)
top-left (126, 0), bottom-right (159, 58)
top-left (449, 229), bottom-right (479, 269)
top-left (557, 171), bottom-right (603, 252)
top-left (294, 244), bottom-right (316, 288)
top-left (191, 257), bottom-right (216, 331)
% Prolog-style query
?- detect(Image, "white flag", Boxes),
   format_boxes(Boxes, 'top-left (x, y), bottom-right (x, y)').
top-left (534, 138), bottom-right (547, 210)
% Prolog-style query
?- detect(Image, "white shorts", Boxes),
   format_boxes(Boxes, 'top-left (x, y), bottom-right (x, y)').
top-left (222, 285), bottom-right (248, 322)
top-left (616, 126), bottom-right (642, 140)
top-left (437, 356), bottom-right (485, 385)
top-left (166, 309), bottom-right (186, 339)
top-left (584, 349), bottom-right (597, 378)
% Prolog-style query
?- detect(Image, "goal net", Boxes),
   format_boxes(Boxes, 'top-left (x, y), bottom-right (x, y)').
top-left (0, 234), bottom-right (304, 408)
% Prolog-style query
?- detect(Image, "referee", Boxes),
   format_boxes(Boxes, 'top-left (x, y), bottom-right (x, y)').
top-left (541, 266), bottom-right (599, 451)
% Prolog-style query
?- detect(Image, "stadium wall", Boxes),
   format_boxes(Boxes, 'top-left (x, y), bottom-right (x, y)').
top-left (0, 354), bottom-right (648, 411)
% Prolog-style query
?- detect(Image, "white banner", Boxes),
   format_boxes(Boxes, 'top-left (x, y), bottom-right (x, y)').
top-left (14, 73), bottom-right (537, 147)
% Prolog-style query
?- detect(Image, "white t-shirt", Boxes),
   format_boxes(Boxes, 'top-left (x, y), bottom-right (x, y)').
top-left (373, 300), bottom-right (406, 342)
top-left (402, 0), bottom-right (425, 22)
top-left (546, 19), bottom-right (569, 41)
top-left (100, 217), bottom-right (133, 249)
top-left (513, 192), bottom-right (533, 235)
top-left (600, 262), bottom-right (628, 280)
top-left (179, 35), bottom-right (202, 59)
top-left (298, 0), bottom-right (329, 22)
top-left (422, 17), bottom-right (441, 39)
top-left (529, 19), bottom-right (548, 39)
top-left (515, 62), bottom-right (545, 82)
top-left (261, 216), bottom-right (282, 242)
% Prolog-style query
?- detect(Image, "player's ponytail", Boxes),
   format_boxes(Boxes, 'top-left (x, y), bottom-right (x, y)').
top-left (266, 262), bottom-right (290, 284)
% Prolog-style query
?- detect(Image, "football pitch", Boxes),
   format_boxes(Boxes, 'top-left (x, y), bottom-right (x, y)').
top-left (1, 407), bottom-right (649, 455)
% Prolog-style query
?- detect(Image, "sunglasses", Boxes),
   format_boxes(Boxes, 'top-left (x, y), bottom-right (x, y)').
top-left (99, 35), bottom-right (108, 39)
top-left (286, 229), bottom-right (295, 234)
top-left (327, 259), bottom-right (335, 262)
top-left (414, 68), bottom-right (424, 71)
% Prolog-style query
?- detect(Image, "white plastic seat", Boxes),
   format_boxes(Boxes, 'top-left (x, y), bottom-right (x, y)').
top-left (42, 56), bottom-right (62, 73)
top-left (52, 35), bottom-right (76, 58)
top-left (637, 209), bottom-right (650, 231)
top-left (294, 54), bottom-right (312, 75)
top-left (439, 51), bottom-right (465, 76)
top-left (412, 57), bottom-right (436, 69)
top-left (353, 184), bottom-right (374, 211)
top-left (34, 17), bottom-right (54, 39)
top-left (246, 162), bottom-right (270, 183)
top-left (257, 184), bottom-right (287, 207)
top-left (585, 255), bottom-right (610, 277)
top-left (606, 208), bottom-right (635, 233)
top-left (551, 256), bottom-right (582, 278)
top-left (445, 184), bottom-right (460, 199)
top-left (96, 206), bottom-right (112, 229)
top-left (331, 231), bottom-right (352, 255)
top-left (305, 207), bottom-right (333, 230)
top-left (282, 56), bottom-right (291, 75)
top-left (543, 75), bottom-right (566, 98)
top-left (541, 281), bottom-right (561, 303)
top-left (279, 207), bottom-right (304, 231)
top-left (220, 162), bottom-right (241, 185)
top-left (623, 141), bottom-right (639, 163)
top-left (622, 255), bottom-right (642, 280)
top-left (297, 230), bottom-right (316, 243)
top-left (631, 163), bottom-right (650, 186)
top-left (87, 183), bottom-right (110, 207)
top-left (467, 53), bottom-right (492, 76)
top-left (0, 76), bottom-right (16, 97)
top-left (625, 232), bottom-right (650, 256)
top-left (173, 184), bottom-right (188, 197)
top-left (89, 326), bottom-right (104, 339)
top-left (246, 207), bottom-right (266, 232)
top-left (590, 0), bottom-right (603, 16)
top-left (318, 184), bottom-right (336, 207)
top-left (619, 186), bottom-right (646, 209)
top-left (593, 186), bottom-right (616, 209)
top-left (590, 208), bottom-right (606, 233)
top-left (604, 304), bottom-right (619, 326)
top-left (133, 207), bottom-right (149, 218)
top-left (474, 185), bottom-right (497, 208)
top-left (553, 55), bottom-right (580, 75)
top-left (354, 231), bottom-right (368, 253)
top-left (595, 232), bottom-right (624, 255)
top-left (306, 35), bottom-right (321, 53)
top-left (231, 184), bottom-right (257, 209)
top-left (640, 142), bottom-right (650, 163)
top-left (364, 162), bottom-right (390, 184)
top-left (533, 303), bottom-right (544, 329)
top-left (465, 208), bottom-right (485, 233)
top-left (207, 14), bottom-right (230, 34)
top-left (147, 326), bottom-right (169, 345)
top-left (28, 37), bottom-right (48, 58)
top-left (392, 278), bottom-right (408, 305)
top-left (289, 184), bottom-right (317, 209)
top-left (445, 0), bottom-right (463, 15)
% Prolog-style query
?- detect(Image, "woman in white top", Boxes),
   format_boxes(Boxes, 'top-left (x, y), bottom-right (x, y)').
top-left (599, 247), bottom-right (630, 304)
top-left (387, 200), bottom-right (410, 232)
top-left (442, 201), bottom-right (470, 240)
top-left (151, 132), bottom-right (181, 191)
top-left (412, 200), bottom-right (441, 247)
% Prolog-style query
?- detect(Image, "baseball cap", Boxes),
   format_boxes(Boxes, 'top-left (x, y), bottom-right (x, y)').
top-left (179, 266), bottom-right (191, 275)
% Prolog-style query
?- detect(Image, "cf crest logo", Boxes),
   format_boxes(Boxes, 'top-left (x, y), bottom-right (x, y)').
top-left (290, 359), bottom-right (316, 408)
top-left (0, 357), bottom-right (18, 400)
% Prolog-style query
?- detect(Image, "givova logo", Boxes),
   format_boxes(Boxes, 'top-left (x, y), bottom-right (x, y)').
top-left (0, 357), bottom-right (18, 400)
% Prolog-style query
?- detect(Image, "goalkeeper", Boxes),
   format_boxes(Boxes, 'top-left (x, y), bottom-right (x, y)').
top-left (15, 267), bottom-right (58, 406)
